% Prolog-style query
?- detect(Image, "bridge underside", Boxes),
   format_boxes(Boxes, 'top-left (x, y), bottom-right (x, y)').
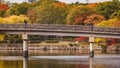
top-left (1, 30), bottom-right (120, 38)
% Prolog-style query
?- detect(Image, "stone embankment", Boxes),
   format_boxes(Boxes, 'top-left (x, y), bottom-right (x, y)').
top-left (0, 43), bottom-right (119, 51)
top-left (0, 43), bottom-right (82, 50)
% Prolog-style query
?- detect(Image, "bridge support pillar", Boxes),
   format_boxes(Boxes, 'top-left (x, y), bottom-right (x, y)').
top-left (23, 57), bottom-right (28, 68)
top-left (22, 34), bottom-right (28, 58)
top-left (89, 37), bottom-right (94, 58)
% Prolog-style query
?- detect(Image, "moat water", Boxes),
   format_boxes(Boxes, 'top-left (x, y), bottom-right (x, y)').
top-left (0, 50), bottom-right (120, 68)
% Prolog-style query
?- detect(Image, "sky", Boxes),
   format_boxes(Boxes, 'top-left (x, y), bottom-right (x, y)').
top-left (59, 0), bottom-right (112, 3)
top-left (4, 0), bottom-right (112, 3)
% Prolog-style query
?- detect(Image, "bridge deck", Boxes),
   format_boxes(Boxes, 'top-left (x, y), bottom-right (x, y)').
top-left (0, 24), bottom-right (120, 38)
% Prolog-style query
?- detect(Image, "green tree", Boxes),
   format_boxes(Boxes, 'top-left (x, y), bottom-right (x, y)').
top-left (110, 10), bottom-right (120, 18)
top-left (5, 35), bottom-right (22, 43)
top-left (7, 2), bottom-right (32, 15)
top-left (96, 0), bottom-right (120, 19)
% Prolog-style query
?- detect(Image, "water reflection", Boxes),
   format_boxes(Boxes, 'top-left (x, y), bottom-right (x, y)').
top-left (89, 58), bottom-right (93, 68)
top-left (0, 50), bottom-right (120, 56)
top-left (23, 57), bottom-right (28, 68)
top-left (0, 50), bottom-right (120, 68)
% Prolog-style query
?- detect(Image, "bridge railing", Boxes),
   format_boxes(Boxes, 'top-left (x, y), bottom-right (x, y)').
top-left (0, 24), bottom-right (24, 28)
top-left (0, 24), bottom-right (120, 33)
top-left (93, 27), bottom-right (120, 33)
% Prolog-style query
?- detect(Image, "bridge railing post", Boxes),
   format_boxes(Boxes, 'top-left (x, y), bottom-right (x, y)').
top-left (24, 20), bottom-right (27, 28)
top-left (89, 36), bottom-right (94, 58)
top-left (88, 23), bottom-right (94, 31)
top-left (22, 34), bottom-right (28, 57)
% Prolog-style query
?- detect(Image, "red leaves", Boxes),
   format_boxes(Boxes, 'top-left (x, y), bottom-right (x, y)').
top-left (0, 4), bottom-right (9, 10)
top-left (106, 38), bottom-right (117, 46)
top-left (75, 37), bottom-right (117, 46)
top-left (75, 37), bottom-right (88, 41)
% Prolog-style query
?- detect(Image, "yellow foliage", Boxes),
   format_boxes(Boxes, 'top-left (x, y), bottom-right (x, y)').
top-left (0, 34), bottom-right (5, 41)
top-left (95, 38), bottom-right (102, 43)
top-left (0, 15), bottom-right (31, 24)
top-left (96, 18), bottom-right (120, 44)
top-left (97, 18), bottom-right (120, 28)
top-left (95, 38), bottom-right (106, 43)
top-left (97, 20), bottom-right (110, 27)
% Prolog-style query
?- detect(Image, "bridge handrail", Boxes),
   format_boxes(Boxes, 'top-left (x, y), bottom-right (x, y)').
top-left (0, 24), bottom-right (120, 33)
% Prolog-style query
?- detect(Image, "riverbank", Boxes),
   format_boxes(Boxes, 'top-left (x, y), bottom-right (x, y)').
top-left (0, 41), bottom-right (120, 51)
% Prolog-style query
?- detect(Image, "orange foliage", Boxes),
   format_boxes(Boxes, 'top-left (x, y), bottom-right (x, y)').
top-left (85, 14), bottom-right (106, 25)
top-left (54, 2), bottom-right (67, 9)
top-left (112, 19), bottom-right (120, 27)
top-left (73, 12), bottom-right (88, 25)
top-left (87, 3), bottom-right (98, 9)
top-left (74, 14), bottom-right (84, 25)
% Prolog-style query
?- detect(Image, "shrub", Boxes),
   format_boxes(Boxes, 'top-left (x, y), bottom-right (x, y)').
top-left (45, 40), bottom-right (59, 43)
top-left (100, 44), bottom-right (107, 53)
top-left (0, 15), bottom-right (31, 24)
top-left (69, 43), bottom-right (78, 47)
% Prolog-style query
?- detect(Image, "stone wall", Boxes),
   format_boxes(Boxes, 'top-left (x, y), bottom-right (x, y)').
top-left (0, 43), bottom-right (120, 51)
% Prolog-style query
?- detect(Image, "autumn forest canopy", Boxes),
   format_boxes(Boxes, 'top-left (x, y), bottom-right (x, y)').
top-left (0, 0), bottom-right (119, 27)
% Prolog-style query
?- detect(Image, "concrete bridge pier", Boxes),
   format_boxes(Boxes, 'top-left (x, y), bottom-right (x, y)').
top-left (22, 34), bottom-right (28, 57)
top-left (89, 37), bottom-right (94, 58)
top-left (23, 57), bottom-right (28, 68)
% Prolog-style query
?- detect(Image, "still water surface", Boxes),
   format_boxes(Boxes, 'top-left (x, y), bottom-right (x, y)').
top-left (0, 50), bottom-right (120, 68)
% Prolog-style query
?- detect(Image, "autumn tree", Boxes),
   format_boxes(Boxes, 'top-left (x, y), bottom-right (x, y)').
top-left (87, 3), bottom-right (98, 10)
top-left (97, 18), bottom-right (120, 28)
top-left (66, 5), bottom-right (95, 25)
top-left (0, 3), bottom-right (9, 17)
top-left (0, 15), bottom-right (31, 24)
top-left (85, 14), bottom-right (106, 25)
top-left (110, 10), bottom-right (120, 18)
top-left (26, 9), bottom-right (37, 23)
top-left (36, 0), bottom-right (67, 24)
top-left (0, 15), bottom-right (30, 42)
top-left (96, 16), bottom-right (119, 52)
top-left (7, 2), bottom-right (32, 15)
top-left (96, 0), bottom-right (120, 19)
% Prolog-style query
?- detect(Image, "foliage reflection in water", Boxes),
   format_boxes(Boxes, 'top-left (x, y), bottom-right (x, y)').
top-left (0, 50), bottom-right (120, 68)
